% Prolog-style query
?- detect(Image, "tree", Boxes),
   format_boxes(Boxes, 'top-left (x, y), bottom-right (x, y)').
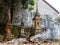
top-left (3, 0), bottom-right (21, 21)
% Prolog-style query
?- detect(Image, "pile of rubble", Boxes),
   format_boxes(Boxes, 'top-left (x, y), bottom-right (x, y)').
top-left (0, 38), bottom-right (60, 45)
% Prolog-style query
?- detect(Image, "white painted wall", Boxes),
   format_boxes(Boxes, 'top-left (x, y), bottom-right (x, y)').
top-left (46, 0), bottom-right (60, 12)
top-left (12, 0), bottom-right (59, 26)
top-left (37, 0), bottom-right (58, 21)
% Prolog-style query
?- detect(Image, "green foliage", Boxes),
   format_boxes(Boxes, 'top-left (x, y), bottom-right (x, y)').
top-left (56, 17), bottom-right (60, 23)
top-left (29, 0), bottom-right (35, 5)
top-left (21, 0), bottom-right (28, 9)
top-left (21, 0), bottom-right (35, 10)
top-left (2, 0), bottom-right (35, 10)
top-left (29, 6), bottom-right (34, 10)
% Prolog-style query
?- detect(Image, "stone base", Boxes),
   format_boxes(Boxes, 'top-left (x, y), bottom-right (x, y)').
top-left (3, 33), bottom-right (14, 41)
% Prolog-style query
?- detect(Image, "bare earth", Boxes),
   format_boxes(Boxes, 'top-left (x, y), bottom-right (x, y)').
top-left (0, 39), bottom-right (60, 45)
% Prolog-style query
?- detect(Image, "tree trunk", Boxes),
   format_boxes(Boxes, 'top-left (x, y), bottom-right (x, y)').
top-left (3, 8), bottom-right (14, 41)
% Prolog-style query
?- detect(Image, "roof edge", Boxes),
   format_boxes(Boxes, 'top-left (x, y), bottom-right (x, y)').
top-left (43, 0), bottom-right (59, 14)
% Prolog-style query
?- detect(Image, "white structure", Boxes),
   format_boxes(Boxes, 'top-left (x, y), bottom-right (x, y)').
top-left (12, 0), bottom-right (59, 26)
top-left (12, 0), bottom-right (60, 39)
top-left (37, 0), bottom-right (59, 21)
